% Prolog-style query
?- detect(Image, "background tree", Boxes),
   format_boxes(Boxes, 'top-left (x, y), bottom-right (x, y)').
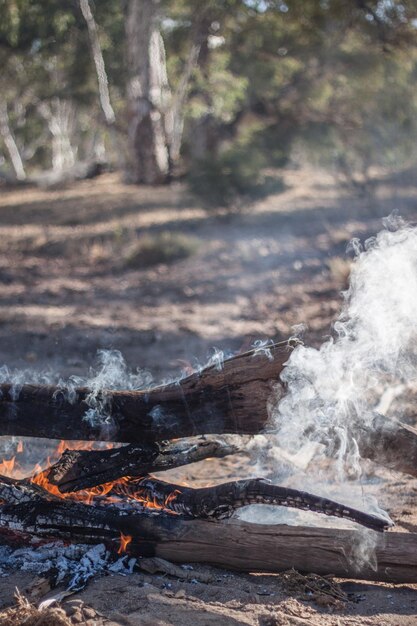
top-left (0, 0), bottom-right (416, 198)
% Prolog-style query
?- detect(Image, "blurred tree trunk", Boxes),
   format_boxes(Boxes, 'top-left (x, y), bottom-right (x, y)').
top-left (165, 13), bottom-right (207, 168)
top-left (125, 0), bottom-right (171, 184)
top-left (79, 0), bottom-right (116, 126)
top-left (38, 99), bottom-right (76, 173)
top-left (186, 16), bottom-right (219, 162)
top-left (0, 102), bottom-right (26, 180)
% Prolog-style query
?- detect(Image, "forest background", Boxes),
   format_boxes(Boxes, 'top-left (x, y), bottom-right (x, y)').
top-left (1, 0), bottom-right (417, 207)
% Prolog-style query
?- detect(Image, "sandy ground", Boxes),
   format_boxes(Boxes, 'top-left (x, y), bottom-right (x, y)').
top-left (0, 167), bottom-right (417, 625)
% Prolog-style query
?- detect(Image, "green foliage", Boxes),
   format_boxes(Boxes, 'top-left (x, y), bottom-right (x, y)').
top-left (187, 132), bottom-right (285, 209)
top-left (1, 0), bottom-right (417, 189)
top-left (297, 38), bottom-right (417, 180)
top-left (125, 231), bottom-right (199, 268)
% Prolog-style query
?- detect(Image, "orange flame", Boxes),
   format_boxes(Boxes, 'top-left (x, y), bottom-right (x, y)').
top-left (117, 532), bottom-right (132, 555)
top-left (0, 456), bottom-right (15, 476)
top-left (0, 437), bottom-right (184, 518)
top-left (164, 489), bottom-right (181, 507)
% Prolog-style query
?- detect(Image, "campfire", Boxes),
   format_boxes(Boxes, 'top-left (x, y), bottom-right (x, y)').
top-left (1, 337), bottom-right (417, 587)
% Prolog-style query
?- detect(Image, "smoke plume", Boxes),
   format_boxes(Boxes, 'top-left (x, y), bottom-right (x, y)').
top-left (269, 215), bottom-right (417, 514)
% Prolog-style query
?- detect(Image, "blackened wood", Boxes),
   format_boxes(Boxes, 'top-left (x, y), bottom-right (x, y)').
top-left (0, 473), bottom-right (389, 534)
top-left (109, 476), bottom-right (390, 532)
top-left (49, 436), bottom-right (240, 492)
top-left (0, 340), bottom-right (296, 442)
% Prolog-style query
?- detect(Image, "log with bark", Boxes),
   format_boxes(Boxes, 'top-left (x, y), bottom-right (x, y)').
top-left (0, 475), bottom-right (412, 584)
top-left (0, 340), bottom-right (296, 442)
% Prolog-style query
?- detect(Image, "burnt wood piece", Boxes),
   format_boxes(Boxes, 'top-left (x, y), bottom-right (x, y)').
top-left (0, 340), bottom-right (297, 442)
top-left (109, 476), bottom-right (390, 532)
top-left (49, 436), bottom-right (240, 492)
top-left (0, 477), bottom-right (413, 584)
top-left (0, 473), bottom-right (389, 533)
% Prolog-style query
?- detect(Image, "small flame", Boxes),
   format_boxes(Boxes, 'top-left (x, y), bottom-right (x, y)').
top-left (164, 489), bottom-right (181, 507)
top-left (56, 440), bottom-right (67, 455)
top-left (0, 456), bottom-right (15, 476)
top-left (118, 532), bottom-right (132, 555)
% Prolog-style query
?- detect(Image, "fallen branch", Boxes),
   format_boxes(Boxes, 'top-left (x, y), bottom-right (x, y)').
top-left (0, 471), bottom-right (389, 534)
top-left (0, 340), bottom-right (296, 442)
top-left (109, 476), bottom-right (390, 532)
top-left (48, 436), bottom-right (240, 492)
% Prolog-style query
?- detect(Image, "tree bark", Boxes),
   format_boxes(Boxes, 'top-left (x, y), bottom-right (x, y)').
top-left (125, 0), bottom-right (171, 184)
top-left (153, 519), bottom-right (417, 584)
top-left (0, 340), bottom-right (295, 442)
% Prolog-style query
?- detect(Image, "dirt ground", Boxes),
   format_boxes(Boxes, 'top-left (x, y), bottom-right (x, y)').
top-left (1, 167), bottom-right (417, 625)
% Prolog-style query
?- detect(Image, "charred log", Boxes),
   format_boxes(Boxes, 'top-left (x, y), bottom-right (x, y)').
top-left (0, 473), bottom-right (389, 533)
top-left (48, 436), bottom-right (240, 492)
top-left (0, 340), bottom-right (296, 442)
top-left (109, 476), bottom-right (390, 532)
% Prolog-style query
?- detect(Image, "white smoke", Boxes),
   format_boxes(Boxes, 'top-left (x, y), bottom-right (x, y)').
top-left (270, 214), bottom-right (417, 508)
top-left (0, 350), bottom-right (153, 467)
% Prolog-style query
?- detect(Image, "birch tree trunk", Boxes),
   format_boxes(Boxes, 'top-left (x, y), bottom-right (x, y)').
top-left (125, 0), bottom-right (171, 184)
top-left (0, 102), bottom-right (27, 180)
top-left (38, 99), bottom-right (76, 173)
top-left (79, 0), bottom-right (116, 126)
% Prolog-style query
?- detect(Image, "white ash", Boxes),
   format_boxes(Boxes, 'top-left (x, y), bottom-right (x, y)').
top-left (0, 542), bottom-right (137, 591)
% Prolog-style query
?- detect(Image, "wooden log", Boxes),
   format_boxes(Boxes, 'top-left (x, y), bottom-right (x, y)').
top-left (0, 340), bottom-right (296, 443)
top-left (46, 411), bottom-right (417, 489)
top-left (0, 479), bottom-right (413, 583)
top-left (151, 519), bottom-right (417, 584)
top-left (48, 436), bottom-right (240, 492)
top-left (0, 472), bottom-right (389, 533)
top-left (108, 476), bottom-right (390, 532)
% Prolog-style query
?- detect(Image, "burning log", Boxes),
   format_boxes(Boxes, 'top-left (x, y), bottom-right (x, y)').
top-left (0, 475), bottom-right (413, 584)
top-left (108, 476), bottom-right (390, 532)
top-left (0, 472), bottom-right (389, 533)
top-left (0, 340), bottom-right (296, 442)
top-left (48, 436), bottom-right (240, 492)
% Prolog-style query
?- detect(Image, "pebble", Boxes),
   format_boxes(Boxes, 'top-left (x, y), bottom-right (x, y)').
top-left (71, 609), bottom-right (84, 623)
